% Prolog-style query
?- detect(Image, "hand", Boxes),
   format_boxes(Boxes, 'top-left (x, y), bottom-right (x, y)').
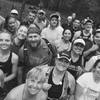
top-left (42, 83), bottom-right (52, 91)
top-left (77, 66), bottom-right (83, 75)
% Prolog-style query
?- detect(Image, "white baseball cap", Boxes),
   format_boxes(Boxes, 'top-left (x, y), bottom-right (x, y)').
top-left (10, 9), bottom-right (18, 15)
top-left (73, 38), bottom-right (85, 46)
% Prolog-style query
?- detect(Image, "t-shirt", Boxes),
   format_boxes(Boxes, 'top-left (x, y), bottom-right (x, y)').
top-left (55, 38), bottom-right (71, 52)
top-left (77, 72), bottom-right (100, 100)
top-left (41, 25), bottom-right (63, 45)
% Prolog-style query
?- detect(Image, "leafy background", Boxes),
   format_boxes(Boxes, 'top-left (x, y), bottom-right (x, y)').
top-left (1, 0), bottom-right (100, 25)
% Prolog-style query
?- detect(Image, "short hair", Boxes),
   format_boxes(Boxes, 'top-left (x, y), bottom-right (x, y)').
top-left (93, 59), bottom-right (100, 69)
top-left (26, 67), bottom-right (46, 83)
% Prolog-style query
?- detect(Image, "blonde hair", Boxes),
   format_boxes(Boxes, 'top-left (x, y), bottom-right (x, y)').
top-left (26, 67), bottom-right (46, 83)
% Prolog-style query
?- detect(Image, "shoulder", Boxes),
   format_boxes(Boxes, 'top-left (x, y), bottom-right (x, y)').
top-left (41, 27), bottom-right (48, 32)
top-left (5, 84), bottom-right (24, 100)
top-left (77, 72), bottom-right (92, 86)
top-left (12, 52), bottom-right (19, 63)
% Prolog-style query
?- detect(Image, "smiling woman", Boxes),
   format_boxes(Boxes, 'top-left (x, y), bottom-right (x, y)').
top-left (4, 67), bottom-right (50, 100)
top-left (0, 30), bottom-right (18, 93)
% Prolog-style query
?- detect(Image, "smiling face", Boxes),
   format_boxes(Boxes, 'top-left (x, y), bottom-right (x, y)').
top-left (84, 22), bottom-right (92, 31)
top-left (94, 32), bottom-right (100, 45)
top-left (0, 32), bottom-right (11, 50)
top-left (55, 58), bottom-right (70, 72)
top-left (27, 33), bottom-right (41, 48)
top-left (26, 68), bottom-right (46, 95)
top-left (28, 12), bottom-right (36, 23)
top-left (72, 43), bottom-right (84, 55)
top-left (8, 17), bottom-right (16, 32)
top-left (16, 25), bottom-right (28, 40)
top-left (63, 29), bottom-right (72, 41)
top-left (50, 17), bottom-right (58, 28)
top-left (26, 77), bottom-right (43, 95)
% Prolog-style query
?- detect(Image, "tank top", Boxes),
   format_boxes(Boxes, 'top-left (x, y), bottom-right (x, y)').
top-left (0, 52), bottom-right (17, 93)
top-left (0, 52), bottom-right (12, 76)
top-left (48, 69), bottom-right (64, 99)
top-left (67, 54), bottom-right (82, 79)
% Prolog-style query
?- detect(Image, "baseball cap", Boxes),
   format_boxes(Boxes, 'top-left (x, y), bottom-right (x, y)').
top-left (84, 19), bottom-right (93, 25)
top-left (57, 52), bottom-right (71, 63)
top-left (10, 9), bottom-right (18, 15)
top-left (38, 10), bottom-right (45, 15)
top-left (50, 12), bottom-right (59, 19)
top-left (73, 38), bottom-right (85, 46)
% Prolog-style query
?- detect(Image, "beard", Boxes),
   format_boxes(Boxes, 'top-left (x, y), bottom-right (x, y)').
top-left (28, 41), bottom-right (41, 51)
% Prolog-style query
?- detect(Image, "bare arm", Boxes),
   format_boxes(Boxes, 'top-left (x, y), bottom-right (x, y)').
top-left (0, 69), bottom-right (4, 88)
top-left (4, 53), bottom-right (18, 82)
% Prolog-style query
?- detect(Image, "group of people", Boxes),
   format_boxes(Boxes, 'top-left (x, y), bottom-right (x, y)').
top-left (0, 6), bottom-right (99, 100)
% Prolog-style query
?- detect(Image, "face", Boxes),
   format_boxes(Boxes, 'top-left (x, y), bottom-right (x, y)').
top-left (67, 17), bottom-right (72, 23)
top-left (73, 43), bottom-right (84, 55)
top-left (50, 17), bottom-right (58, 27)
top-left (26, 77), bottom-right (43, 95)
top-left (84, 22), bottom-right (92, 31)
top-left (63, 29), bottom-right (72, 41)
top-left (56, 58), bottom-right (69, 72)
top-left (28, 12), bottom-right (36, 23)
top-left (17, 26), bottom-right (28, 40)
top-left (0, 33), bottom-right (11, 50)
top-left (38, 12), bottom-right (45, 20)
top-left (94, 32), bottom-right (100, 45)
top-left (73, 20), bottom-right (80, 28)
top-left (72, 13), bottom-right (76, 19)
top-left (8, 17), bottom-right (16, 32)
top-left (95, 62), bottom-right (100, 77)
top-left (27, 33), bottom-right (41, 48)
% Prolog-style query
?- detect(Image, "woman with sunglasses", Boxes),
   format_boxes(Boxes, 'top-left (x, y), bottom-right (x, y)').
top-left (46, 52), bottom-right (75, 100)
top-left (67, 38), bottom-right (85, 79)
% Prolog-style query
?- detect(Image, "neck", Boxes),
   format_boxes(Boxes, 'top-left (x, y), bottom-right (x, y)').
top-left (71, 50), bottom-right (79, 57)
top-left (50, 25), bottom-right (56, 30)
top-left (0, 49), bottom-right (10, 55)
top-left (53, 67), bottom-right (65, 76)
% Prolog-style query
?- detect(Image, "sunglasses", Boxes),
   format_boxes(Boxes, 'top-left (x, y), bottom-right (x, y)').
top-left (74, 43), bottom-right (85, 48)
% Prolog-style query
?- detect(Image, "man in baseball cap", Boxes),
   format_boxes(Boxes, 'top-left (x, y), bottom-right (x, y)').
top-left (10, 9), bottom-right (18, 15)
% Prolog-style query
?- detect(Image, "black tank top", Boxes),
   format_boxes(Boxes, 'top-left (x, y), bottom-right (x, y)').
top-left (0, 52), bottom-right (12, 76)
top-left (67, 55), bottom-right (82, 79)
top-left (48, 69), bottom-right (64, 99)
